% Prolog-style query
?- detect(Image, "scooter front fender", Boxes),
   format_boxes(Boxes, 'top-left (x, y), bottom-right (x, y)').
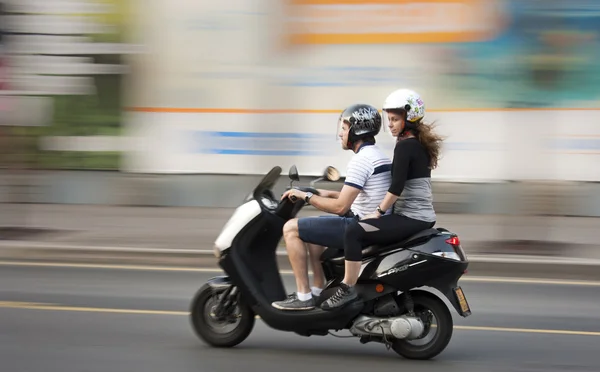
top-left (206, 276), bottom-right (232, 289)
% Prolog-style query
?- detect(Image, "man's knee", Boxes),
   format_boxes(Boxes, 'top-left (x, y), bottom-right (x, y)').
top-left (283, 219), bottom-right (304, 255)
top-left (283, 219), bottom-right (299, 239)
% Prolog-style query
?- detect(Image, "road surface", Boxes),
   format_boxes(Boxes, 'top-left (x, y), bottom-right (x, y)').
top-left (1, 261), bottom-right (599, 372)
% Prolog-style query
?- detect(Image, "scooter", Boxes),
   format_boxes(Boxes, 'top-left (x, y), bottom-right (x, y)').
top-left (190, 165), bottom-right (472, 360)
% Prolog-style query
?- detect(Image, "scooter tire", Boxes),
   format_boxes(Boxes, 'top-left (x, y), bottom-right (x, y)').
top-left (391, 293), bottom-right (453, 360)
top-left (190, 284), bottom-right (255, 348)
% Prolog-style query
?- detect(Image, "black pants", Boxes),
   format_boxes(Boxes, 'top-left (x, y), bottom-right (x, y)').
top-left (343, 214), bottom-right (435, 261)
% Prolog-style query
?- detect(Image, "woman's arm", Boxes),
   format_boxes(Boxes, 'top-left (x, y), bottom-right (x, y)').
top-left (367, 142), bottom-right (411, 218)
top-left (377, 191), bottom-right (400, 213)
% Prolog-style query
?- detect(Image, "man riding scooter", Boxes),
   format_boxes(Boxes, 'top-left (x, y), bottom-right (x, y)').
top-left (272, 103), bottom-right (392, 311)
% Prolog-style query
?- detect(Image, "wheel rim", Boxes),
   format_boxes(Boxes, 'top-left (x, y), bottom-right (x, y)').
top-left (201, 291), bottom-right (242, 334)
top-left (403, 305), bottom-right (439, 347)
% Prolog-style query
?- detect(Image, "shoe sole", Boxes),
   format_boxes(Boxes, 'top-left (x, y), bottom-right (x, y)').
top-left (321, 297), bottom-right (359, 311)
top-left (271, 303), bottom-right (315, 311)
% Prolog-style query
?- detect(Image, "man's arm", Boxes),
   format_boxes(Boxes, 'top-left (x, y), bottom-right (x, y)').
top-left (309, 155), bottom-right (370, 215)
top-left (285, 156), bottom-right (368, 215)
top-left (307, 185), bottom-right (360, 216)
top-left (316, 189), bottom-right (340, 199)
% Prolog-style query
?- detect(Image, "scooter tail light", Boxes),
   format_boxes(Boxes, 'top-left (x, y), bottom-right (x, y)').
top-left (445, 236), bottom-right (460, 246)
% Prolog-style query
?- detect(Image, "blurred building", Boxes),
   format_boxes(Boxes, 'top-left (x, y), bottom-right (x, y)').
top-left (0, 0), bottom-right (599, 220)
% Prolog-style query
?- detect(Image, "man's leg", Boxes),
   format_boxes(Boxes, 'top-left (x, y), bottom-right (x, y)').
top-left (285, 219), bottom-right (312, 294)
top-left (270, 221), bottom-right (323, 310)
top-left (271, 218), bottom-right (315, 310)
top-left (307, 243), bottom-right (326, 298)
top-left (272, 216), bottom-right (348, 311)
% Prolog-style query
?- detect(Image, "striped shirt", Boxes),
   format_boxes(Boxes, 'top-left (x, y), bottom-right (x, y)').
top-left (344, 143), bottom-right (392, 218)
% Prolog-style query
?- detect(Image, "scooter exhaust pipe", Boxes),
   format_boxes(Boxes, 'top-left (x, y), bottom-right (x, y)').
top-left (349, 315), bottom-right (425, 340)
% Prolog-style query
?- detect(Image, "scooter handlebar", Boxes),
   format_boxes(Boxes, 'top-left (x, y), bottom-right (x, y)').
top-left (286, 186), bottom-right (319, 203)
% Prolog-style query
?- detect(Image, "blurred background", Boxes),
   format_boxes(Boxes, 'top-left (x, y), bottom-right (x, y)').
top-left (1, 0), bottom-right (600, 254)
top-left (1, 2), bottom-right (600, 371)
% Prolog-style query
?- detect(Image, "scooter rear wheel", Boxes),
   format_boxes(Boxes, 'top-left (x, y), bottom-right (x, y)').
top-left (190, 284), bottom-right (255, 347)
top-left (391, 293), bottom-right (453, 360)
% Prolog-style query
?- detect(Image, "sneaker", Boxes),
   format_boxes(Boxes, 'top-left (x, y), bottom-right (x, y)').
top-left (272, 293), bottom-right (315, 311)
top-left (313, 293), bottom-right (323, 307)
top-left (320, 283), bottom-right (358, 310)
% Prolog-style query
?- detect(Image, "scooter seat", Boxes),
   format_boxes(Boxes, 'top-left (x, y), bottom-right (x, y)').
top-left (361, 228), bottom-right (441, 258)
top-left (323, 228), bottom-right (441, 263)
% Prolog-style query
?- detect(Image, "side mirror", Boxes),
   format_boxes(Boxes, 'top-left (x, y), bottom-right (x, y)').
top-left (324, 166), bottom-right (340, 182)
top-left (289, 165), bottom-right (300, 182)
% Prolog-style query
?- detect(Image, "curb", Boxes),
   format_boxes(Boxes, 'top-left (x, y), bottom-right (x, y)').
top-left (1, 241), bottom-right (600, 281)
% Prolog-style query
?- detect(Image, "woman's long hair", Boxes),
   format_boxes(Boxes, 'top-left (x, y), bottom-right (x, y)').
top-left (388, 109), bottom-right (445, 169)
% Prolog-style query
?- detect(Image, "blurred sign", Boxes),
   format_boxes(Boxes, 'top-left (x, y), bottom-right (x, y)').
top-left (0, 0), bottom-right (136, 170)
top-left (0, 96), bottom-right (53, 126)
top-left (286, 0), bottom-right (506, 44)
top-left (2, 0), bottom-right (138, 96)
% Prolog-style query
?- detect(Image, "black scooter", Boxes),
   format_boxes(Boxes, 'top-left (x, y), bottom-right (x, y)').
top-left (190, 165), bottom-right (472, 360)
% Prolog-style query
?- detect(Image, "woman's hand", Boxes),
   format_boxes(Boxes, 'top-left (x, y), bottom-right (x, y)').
top-left (361, 211), bottom-right (381, 220)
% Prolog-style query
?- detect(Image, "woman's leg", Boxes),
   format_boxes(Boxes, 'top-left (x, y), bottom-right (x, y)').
top-left (345, 214), bottom-right (434, 276)
top-left (321, 214), bottom-right (434, 310)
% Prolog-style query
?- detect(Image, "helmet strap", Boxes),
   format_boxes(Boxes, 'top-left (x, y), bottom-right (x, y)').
top-left (347, 134), bottom-right (359, 152)
top-left (347, 126), bottom-right (356, 150)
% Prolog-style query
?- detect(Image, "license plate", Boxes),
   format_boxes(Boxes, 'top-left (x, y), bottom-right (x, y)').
top-left (453, 286), bottom-right (472, 316)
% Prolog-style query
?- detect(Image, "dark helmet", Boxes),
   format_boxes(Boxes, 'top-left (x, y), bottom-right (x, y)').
top-left (338, 103), bottom-right (382, 148)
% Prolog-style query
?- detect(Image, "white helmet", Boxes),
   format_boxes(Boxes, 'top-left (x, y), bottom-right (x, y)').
top-left (382, 89), bottom-right (426, 123)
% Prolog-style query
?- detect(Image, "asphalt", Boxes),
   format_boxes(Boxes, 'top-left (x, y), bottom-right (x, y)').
top-left (1, 263), bottom-right (600, 372)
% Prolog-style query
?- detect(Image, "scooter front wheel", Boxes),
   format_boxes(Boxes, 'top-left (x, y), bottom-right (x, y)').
top-left (190, 284), bottom-right (255, 347)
